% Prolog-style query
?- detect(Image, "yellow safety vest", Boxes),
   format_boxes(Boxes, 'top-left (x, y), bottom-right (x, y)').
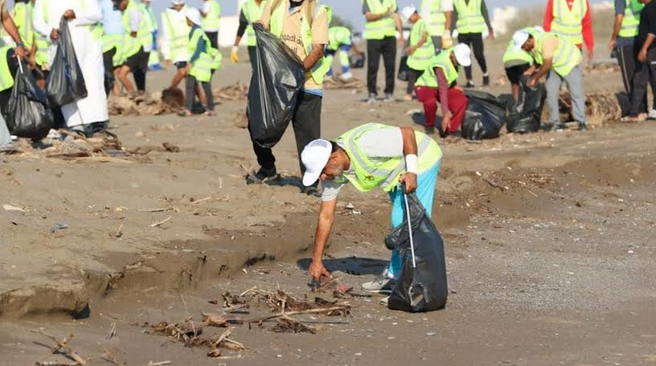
top-left (242, 0), bottom-right (267, 47)
top-left (454, 0), bottom-right (486, 34)
top-left (202, 0), bottom-right (221, 31)
top-left (533, 32), bottom-right (581, 77)
top-left (362, 0), bottom-right (397, 40)
top-left (0, 47), bottom-right (14, 92)
top-left (328, 26), bottom-right (351, 51)
top-left (162, 8), bottom-right (190, 61)
top-left (270, 0), bottom-right (330, 85)
top-left (502, 39), bottom-right (534, 66)
top-left (14, 3), bottom-right (34, 50)
top-left (144, 5), bottom-right (158, 33)
top-left (415, 49), bottom-right (459, 88)
top-left (407, 19), bottom-right (435, 71)
top-left (619, 0), bottom-right (643, 38)
top-left (550, 0), bottom-right (586, 45)
top-left (121, 1), bottom-right (154, 59)
top-left (421, 0), bottom-right (447, 37)
top-left (188, 27), bottom-right (214, 83)
top-left (335, 123), bottom-right (442, 193)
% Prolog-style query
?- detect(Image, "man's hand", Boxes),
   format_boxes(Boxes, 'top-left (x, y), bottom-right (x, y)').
top-left (608, 37), bottom-right (617, 51)
top-left (441, 113), bottom-right (451, 134)
top-left (14, 45), bottom-right (27, 59)
top-left (130, 31), bottom-right (137, 38)
top-left (398, 34), bottom-right (405, 46)
top-left (308, 260), bottom-right (332, 281)
top-left (527, 76), bottom-right (538, 88)
top-left (639, 48), bottom-right (647, 63)
top-left (404, 46), bottom-right (414, 56)
top-left (63, 9), bottom-right (76, 20)
top-left (231, 46), bottom-right (239, 63)
top-left (399, 172), bottom-right (418, 193)
top-left (488, 29), bottom-right (495, 41)
top-left (50, 28), bottom-right (59, 42)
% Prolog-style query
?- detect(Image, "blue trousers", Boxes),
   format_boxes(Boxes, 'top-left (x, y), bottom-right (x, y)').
top-left (387, 162), bottom-right (440, 277)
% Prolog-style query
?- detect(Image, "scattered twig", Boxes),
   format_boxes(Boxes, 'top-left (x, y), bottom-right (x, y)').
top-left (34, 331), bottom-right (88, 366)
top-left (147, 361), bottom-right (171, 366)
top-left (35, 361), bottom-right (79, 366)
top-left (247, 306), bottom-right (352, 324)
top-left (150, 216), bottom-right (172, 228)
top-left (58, 129), bottom-right (105, 155)
top-left (239, 286), bottom-right (257, 297)
top-left (105, 322), bottom-right (116, 340)
top-left (482, 177), bottom-right (506, 191)
top-left (138, 207), bottom-right (176, 213)
top-left (190, 196), bottom-right (212, 205)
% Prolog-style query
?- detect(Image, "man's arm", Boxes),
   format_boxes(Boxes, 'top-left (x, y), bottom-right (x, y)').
top-left (445, 11), bottom-right (453, 33)
top-left (1, 9), bottom-right (26, 58)
top-left (481, 0), bottom-right (494, 39)
top-left (638, 6), bottom-right (656, 62)
top-left (399, 127), bottom-right (418, 193)
top-left (582, 0), bottom-right (595, 58)
top-left (304, 44), bottom-right (325, 71)
top-left (610, 0), bottom-right (625, 50)
top-left (308, 199), bottom-right (337, 280)
top-left (529, 58), bottom-right (553, 85)
top-left (71, 0), bottom-right (102, 26)
top-left (304, 6), bottom-right (328, 71)
top-left (129, 9), bottom-right (140, 38)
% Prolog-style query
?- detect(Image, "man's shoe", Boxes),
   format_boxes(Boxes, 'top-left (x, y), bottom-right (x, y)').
top-left (465, 80), bottom-right (475, 88)
top-left (380, 296), bottom-right (390, 306)
top-left (482, 75), bottom-right (490, 86)
top-left (366, 93), bottom-right (377, 104)
top-left (361, 275), bottom-right (395, 293)
top-left (648, 109), bottom-right (656, 119)
top-left (550, 122), bottom-right (568, 131)
top-left (577, 122), bottom-right (588, 131)
top-left (302, 186), bottom-right (321, 197)
top-left (340, 71), bottom-right (353, 81)
top-left (383, 93), bottom-right (395, 102)
top-left (245, 168), bottom-right (281, 185)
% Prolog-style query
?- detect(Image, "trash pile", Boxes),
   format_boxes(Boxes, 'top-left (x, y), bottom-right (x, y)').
top-left (213, 82), bottom-right (249, 101)
top-left (324, 76), bottom-right (365, 90)
top-left (107, 89), bottom-right (181, 116)
top-left (550, 91), bottom-right (622, 127)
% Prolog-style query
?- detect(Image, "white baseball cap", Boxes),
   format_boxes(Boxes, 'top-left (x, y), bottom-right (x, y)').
top-left (301, 139), bottom-right (332, 187)
top-left (185, 7), bottom-right (201, 25)
top-left (170, 0), bottom-right (185, 5)
top-left (512, 29), bottom-right (530, 51)
top-left (453, 43), bottom-right (472, 67)
top-left (401, 5), bottom-right (417, 23)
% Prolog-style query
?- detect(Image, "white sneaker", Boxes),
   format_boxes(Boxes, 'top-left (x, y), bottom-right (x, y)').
top-left (340, 71), bottom-right (353, 81)
top-left (649, 109), bottom-right (656, 119)
top-left (361, 274), bottom-right (395, 293)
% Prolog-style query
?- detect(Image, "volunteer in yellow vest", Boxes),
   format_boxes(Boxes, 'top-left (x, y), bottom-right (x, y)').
top-left (503, 26), bottom-right (543, 101)
top-left (419, 0), bottom-right (454, 52)
top-left (325, 26), bottom-right (362, 82)
top-left (33, 0), bottom-right (109, 137)
top-left (453, 0), bottom-right (494, 88)
top-left (514, 29), bottom-right (587, 131)
top-left (161, 0), bottom-right (190, 89)
top-left (362, 0), bottom-right (404, 103)
top-left (246, 0), bottom-right (329, 196)
top-left (231, 0), bottom-right (267, 70)
top-left (415, 44), bottom-right (471, 136)
top-left (113, 0), bottom-right (153, 94)
top-left (100, 0), bottom-right (124, 96)
top-left (401, 6), bottom-right (434, 102)
top-left (301, 124), bottom-right (443, 301)
top-left (141, 0), bottom-right (161, 71)
top-left (543, 0), bottom-right (595, 63)
top-left (200, 0), bottom-right (220, 49)
top-left (609, 0), bottom-right (651, 117)
top-left (178, 8), bottom-right (215, 117)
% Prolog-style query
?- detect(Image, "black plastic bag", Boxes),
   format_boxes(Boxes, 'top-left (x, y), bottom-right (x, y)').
top-left (507, 76), bottom-right (546, 134)
top-left (7, 62), bottom-right (54, 140)
top-left (397, 56), bottom-right (409, 82)
top-left (349, 53), bottom-right (365, 68)
top-left (248, 23), bottom-right (306, 149)
top-left (385, 193), bottom-right (448, 312)
top-left (462, 90), bottom-right (506, 140)
top-left (46, 18), bottom-right (87, 108)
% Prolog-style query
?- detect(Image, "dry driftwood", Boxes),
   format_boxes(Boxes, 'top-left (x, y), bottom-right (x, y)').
top-left (34, 331), bottom-right (88, 366)
top-left (270, 317), bottom-right (316, 334)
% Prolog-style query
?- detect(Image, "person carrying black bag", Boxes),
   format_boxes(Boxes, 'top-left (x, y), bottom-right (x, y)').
top-left (246, 0), bottom-right (329, 197)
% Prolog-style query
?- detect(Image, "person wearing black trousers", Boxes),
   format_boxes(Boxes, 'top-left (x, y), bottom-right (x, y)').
top-left (452, 0), bottom-right (494, 88)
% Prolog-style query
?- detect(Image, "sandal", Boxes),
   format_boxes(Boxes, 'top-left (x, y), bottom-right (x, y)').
top-left (177, 110), bottom-right (192, 117)
top-left (203, 110), bottom-right (215, 116)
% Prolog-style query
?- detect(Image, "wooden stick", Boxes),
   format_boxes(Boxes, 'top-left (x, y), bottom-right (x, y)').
top-left (247, 306), bottom-right (351, 324)
top-left (190, 196), bottom-right (212, 205)
top-left (35, 362), bottom-right (80, 366)
top-left (147, 361), bottom-right (171, 366)
top-left (138, 207), bottom-right (176, 213)
top-left (150, 216), bottom-right (171, 228)
top-left (239, 286), bottom-right (257, 297)
top-left (212, 328), bottom-right (232, 349)
top-left (35, 331), bottom-right (88, 366)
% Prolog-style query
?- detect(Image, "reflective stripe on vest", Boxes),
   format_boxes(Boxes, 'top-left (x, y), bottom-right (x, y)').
top-left (243, 0), bottom-right (267, 46)
top-left (202, 0), bottom-right (221, 31)
top-left (363, 0), bottom-right (397, 40)
top-left (0, 47), bottom-right (14, 92)
top-left (328, 27), bottom-right (352, 51)
top-left (454, 0), bottom-right (486, 34)
top-left (270, 1), bottom-right (330, 85)
top-left (421, 0), bottom-right (446, 36)
top-left (535, 32), bottom-right (581, 76)
top-left (551, 0), bottom-right (586, 45)
top-left (415, 49), bottom-right (459, 88)
top-left (122, 1), bottom-right (153, 59)
top-left (335, 123), bottom-right (441, 192)
top-left (14, 3), bottom-right (34, 50)
top-left (164, 8), bottom-right (190, 60)
top-left (407, 19), bottom-right (435, 70)
top-left (619, 0), bottom-right (643, 38)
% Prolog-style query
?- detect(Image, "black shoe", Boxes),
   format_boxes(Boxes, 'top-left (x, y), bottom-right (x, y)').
top-left (302, 186), bottom-right (321, 197)
top-left (550, 122), bottom-right (568, 131)
top-left (465, 80), bottom-right (475, 88)
top-left (577, 123), bottom-right (588, 131)
top-left (483, 75), bottom-right (490, 86)
top-left (245, 168), bottom-right (281, 185)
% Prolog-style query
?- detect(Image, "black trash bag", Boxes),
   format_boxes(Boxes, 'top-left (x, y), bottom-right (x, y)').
top-left (46, 18), bottom-right (87, 108)
top-left (349, 53), bottom-right (365, 68)
top-left (385, 193), bottom-right (448, 312)
top-left (507, 76), bottom-right (546, 134)
top-left (248, 23), bottom-right (306, 149)
top-left (397, 55), bottom-right (409, 82)
top-left (7, 63), bottom-right (54, 140)
top-left (462, 90), bottom-right (506, 140)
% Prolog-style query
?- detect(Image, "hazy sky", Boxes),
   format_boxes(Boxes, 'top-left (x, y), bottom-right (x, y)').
top-left (151, 0), bottom-right (610, 32)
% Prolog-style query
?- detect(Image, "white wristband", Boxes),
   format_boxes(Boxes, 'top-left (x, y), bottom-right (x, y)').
top-left (405, 154), bottom-right (418, 174)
